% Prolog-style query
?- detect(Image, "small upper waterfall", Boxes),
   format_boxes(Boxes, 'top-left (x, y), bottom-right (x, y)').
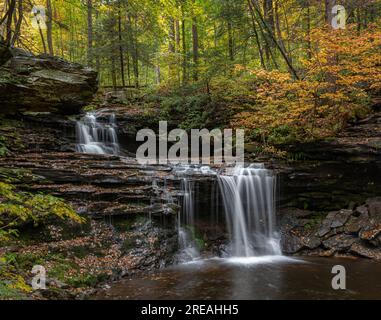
top-left (76, 112), bottom-right (120, 155)
top-left (218, 164), bottom-right (281, 257)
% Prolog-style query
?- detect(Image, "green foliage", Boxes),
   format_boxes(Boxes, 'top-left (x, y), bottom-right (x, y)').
top-left (0, 182), bottom-right (85, 242)
top-left (0, 138), bottom-right (8, 157)
top-left (0, 255), bottom-right (31, 299)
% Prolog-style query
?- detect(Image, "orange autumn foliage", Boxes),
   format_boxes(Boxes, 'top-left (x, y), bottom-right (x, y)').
top-left (232, 24), bottom-right (381, 144)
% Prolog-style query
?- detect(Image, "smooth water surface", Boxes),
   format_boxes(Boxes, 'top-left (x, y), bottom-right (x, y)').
top-left (95, 257), bottom-right (381, 300)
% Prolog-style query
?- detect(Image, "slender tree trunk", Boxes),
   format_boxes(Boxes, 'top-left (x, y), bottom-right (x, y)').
top-left (264, 0), bottom-right (275, 33)
top-left (118, 2), bottom-right (125, 87)
top-left (95, 9), bottom-right (100, 73)
top-left (130, 15), bottom-right (139, 88)
top-left (175, 19), bottom-right (180, 52)
top-left (192, 18), bottom-right (199, 81)
top-left (11, 0), bottom-right (23, 46)
top-left (175, 18), bottom-right (181, 82)
top-left (5, 0), bottom-right (16, 45)
top-left (247, 0), bottom-right (265, 69)
top-left (325, 0), bottom-right (336, 26)
top-left (31, 4), bottom-right (47, 54)
top-left (59, 27), bottom-right (64, 57)
top-left (250, 0), bottom-right (298, 79)
top-left (87, 0), bottom-right (93, 66)
top-left (168, 17), bottom-right (175, 53)
top-left (111, 55), bottom-right (117, 90)
top-left (263, 0), bottom-right (275, 61)
top-left (168, 16), bottom-right (176, 81)
top-left (181, 6), bottom-right (187, 84)
top-left (306, 1), bottom-right (312, 60)
top-left (156, 66), bottom-right (161, 84)
top-left (227, 20), bottom-right (234, 61)
top-left (274, 1), bottom-right (287, 56)
top-left (46, 0), bottom-right (54, 55)
top-left (356, 7), bottom-right (361, 32)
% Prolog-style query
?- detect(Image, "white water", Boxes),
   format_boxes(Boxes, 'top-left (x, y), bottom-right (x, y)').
top-left (76, 112), bottom-right (120, 155)
top-left (218, 164), bottom-right (281, 257)
top-left (177, 178), bottom-right (200, 261)
top-left (175, 164), bottom-right (281, 261)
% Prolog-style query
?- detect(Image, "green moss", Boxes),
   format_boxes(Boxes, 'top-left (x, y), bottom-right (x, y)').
top-left (303, 212), bottom-right (325, 231)
top-left (186, 226), bottom-right (206, 250)
top-left (0, 281), bottom-right (28, 299)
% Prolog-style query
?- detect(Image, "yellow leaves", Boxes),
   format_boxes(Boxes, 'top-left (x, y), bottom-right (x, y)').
top-left (0, 182), bottom-right (85, 241)
top-left (8, 274), bottom-right (32, 293)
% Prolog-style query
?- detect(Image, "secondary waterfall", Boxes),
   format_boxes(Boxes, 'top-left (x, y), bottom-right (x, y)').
top-left (218, 164), bottom-right (281, 257)
top-left (177, 178), bottom-right (200, 261)
top-left (76, 112), bottom-right (120, 155)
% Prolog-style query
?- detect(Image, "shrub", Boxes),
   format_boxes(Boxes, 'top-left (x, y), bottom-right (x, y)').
top-left (0, 182), bottom-right (85, 242)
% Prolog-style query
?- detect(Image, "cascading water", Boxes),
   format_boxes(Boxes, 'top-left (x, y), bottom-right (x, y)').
top-left (177, 178), bottom-right (200, 261)
top-left (174, 163), bottom-right (281, 261)
top-left (76, 112), bottom-right (120, 155)
top-left (218, 164), bottom-right (281, 257)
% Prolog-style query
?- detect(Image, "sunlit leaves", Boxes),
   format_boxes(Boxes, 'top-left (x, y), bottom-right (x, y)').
top-left (0, 182), bottom-right (84, 242)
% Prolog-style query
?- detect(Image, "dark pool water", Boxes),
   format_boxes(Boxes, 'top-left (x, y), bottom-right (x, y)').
top-left (95, 257), bottom-right (381, 300)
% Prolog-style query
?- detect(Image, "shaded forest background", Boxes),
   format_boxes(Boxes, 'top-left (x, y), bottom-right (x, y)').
top-left (1, 0), bottom-right (381, 144)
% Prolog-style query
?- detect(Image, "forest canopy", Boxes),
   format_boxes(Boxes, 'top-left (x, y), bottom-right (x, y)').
top-left (1, 0), bottom-right (381, 143)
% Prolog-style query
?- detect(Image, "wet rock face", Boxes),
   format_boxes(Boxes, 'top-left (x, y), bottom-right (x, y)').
top-left (275, 112), bottom-right (381, 212)
top-left (0, 44), bottom-right (98, 115)
top-left (280, 199), bottom-right (381, 261)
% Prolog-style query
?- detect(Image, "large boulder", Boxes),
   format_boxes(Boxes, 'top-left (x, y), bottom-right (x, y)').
top-left (0, 42), bottom-right (98, 115)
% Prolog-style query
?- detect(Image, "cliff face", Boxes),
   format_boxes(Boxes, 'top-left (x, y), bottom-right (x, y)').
top-left (0, 42), bottom-right (98, 115)
top-left (275, 110), bottom-right (381, 260)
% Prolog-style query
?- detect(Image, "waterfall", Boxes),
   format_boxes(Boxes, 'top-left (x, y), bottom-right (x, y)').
top-left (76, 112), bottom-right (120, 155)
top-left (177, 178), bottom-right (200, 261)
top-left (218, 164), bottom-right (281, 257)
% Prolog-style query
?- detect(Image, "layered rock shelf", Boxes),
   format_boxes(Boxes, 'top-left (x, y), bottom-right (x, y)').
top-left (0, 40), bottom-right (98, 115)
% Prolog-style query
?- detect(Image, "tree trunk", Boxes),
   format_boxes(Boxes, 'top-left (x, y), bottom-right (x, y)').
top-left (250, 0), bottom-right (298, 79)
top-left (274, 1), bottom-right (287, 57)
top-left (264, 0), bottom-right (275, 33)
top-left (247, 0), bottom-right (265, 69)
top-left (192, 18), bottom-right (199, 81)
top-left (175, 19), bottom-right (180, 52)
top-left (181, 4), bottom-right (187, 84)
top-left (11, 0), bottom-right (23, 46)
top-left (130, 15), bottom-right (139, 88)
top-left (175, 18), bottom-right (181, 82)
top-left (263, 0), bottom-right (275, 61)
top-left (168, 16), bottom-right (176, 81)
top-left (325, 0), bottom-right (337, 26)
top-left (5, 0), bottom-right (16, 45)
top-left (306, 1), bottom-right (312, 60)
top-left (118, 2), bottom-right (125, 87)
top-left (87, 0), bottom-right (93, 66)
top-left (227, 20), bottom-right (234, 61)
top-left (46, 0), bottom-right (54, 56)
top-left (95, 9), bottom-right (100, 73)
